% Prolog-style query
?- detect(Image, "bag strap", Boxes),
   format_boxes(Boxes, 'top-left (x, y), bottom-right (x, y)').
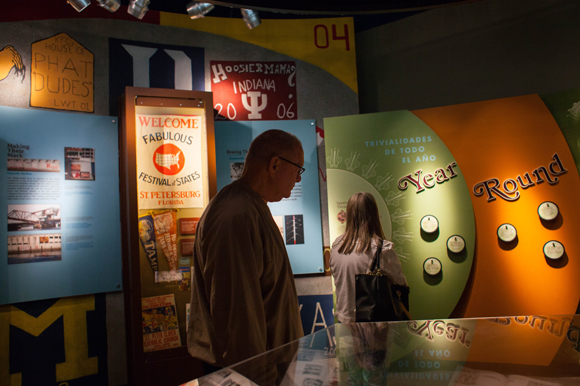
top-left (369, 239), bottom-right (383, 272)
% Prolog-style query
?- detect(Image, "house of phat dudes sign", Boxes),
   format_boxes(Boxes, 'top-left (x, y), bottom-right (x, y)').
top-left (137, 113), bottom-right (204, 209)
top-left (210, 61), bottom-right (297, 121)
top-left (30, 33), bottom-right (94, 112)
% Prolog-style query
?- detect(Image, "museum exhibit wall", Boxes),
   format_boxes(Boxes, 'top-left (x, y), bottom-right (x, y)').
top-left (350, 0), bottom-right (580, 317)
top-left (325, 92), bottom-right (580, 321)
top-left (3, 0), bottom-right (580, 384)
top-left (0, 2), bottom-right (355, 384)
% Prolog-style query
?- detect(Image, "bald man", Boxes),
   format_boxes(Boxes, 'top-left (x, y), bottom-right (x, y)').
top-left (187, 130), bottom-right (305, 372)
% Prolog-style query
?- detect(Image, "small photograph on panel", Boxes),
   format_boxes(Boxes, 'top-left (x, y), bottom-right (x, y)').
top-left (230, 162), bottom-right (244, 181)
top-left (7, 158), bottom-right (60, 172)
top-left (273, 215), bottom-right (284, 240)
top-left (7, 233), bottom-right (62, 264)
top-left (285, 214), bottom-right (304, 245)
top-left (64, 147), bottom-right (95, 180)
top-left (8, 204), bottom-right (61, 231)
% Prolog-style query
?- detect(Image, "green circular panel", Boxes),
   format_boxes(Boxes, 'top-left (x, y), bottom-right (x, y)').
top-left (325, 110), bottom-right (475, 320)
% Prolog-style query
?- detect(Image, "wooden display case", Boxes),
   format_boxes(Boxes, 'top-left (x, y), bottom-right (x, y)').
top-left (119, 87), bottom-right (216, 386)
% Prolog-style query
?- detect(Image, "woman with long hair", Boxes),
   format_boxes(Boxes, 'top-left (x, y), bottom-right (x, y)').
top-left (330, 192), bottom-right (408, 323)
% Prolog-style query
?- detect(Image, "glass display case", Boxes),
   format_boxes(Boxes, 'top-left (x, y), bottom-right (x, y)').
top-left (120, 87), bottom-right (216, 385)
top-left (185, 314), bottom-right (580, 386)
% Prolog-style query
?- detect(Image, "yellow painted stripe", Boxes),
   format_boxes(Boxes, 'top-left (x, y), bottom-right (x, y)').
top-left (160, 13), bottom-right (358, 93)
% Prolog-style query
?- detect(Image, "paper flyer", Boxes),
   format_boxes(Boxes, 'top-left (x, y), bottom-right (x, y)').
top-left (142, 294), bottom-right (181, 352)
top-left (179, 266), bottom-right (191, 291)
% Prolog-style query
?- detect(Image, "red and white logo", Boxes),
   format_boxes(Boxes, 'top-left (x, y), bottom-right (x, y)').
top-left (153, 144), bottom-right (185, 175)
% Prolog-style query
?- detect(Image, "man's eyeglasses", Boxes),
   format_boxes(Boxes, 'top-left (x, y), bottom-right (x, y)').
top-left (278, 156), bottom-right (305, 176)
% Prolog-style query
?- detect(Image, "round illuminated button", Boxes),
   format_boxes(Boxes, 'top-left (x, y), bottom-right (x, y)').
top-left (543, 240), bottom-right (565, 260)
top-left (420, 215), bottom-right (439, 233)
top-left (423, 257), bottom-right (442, 275)
top-left (447, 235), bottom-right (465, 253)
top-left (497, 223), bottom-right (517, 242)
top-left (538, 201), bottom-right (559, 221)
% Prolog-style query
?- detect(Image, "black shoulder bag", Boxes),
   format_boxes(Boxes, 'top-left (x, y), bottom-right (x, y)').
top-left (355, 240), bottom-right (411, 322)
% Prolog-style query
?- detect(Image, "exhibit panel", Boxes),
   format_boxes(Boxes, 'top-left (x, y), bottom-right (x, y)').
top-left (325, 91), bottom-right (580, 320)
top-left (119, 87), bottom-right (216, 385)
top-left (411, 94), bottom-right (580, 318)
top-left (185, 314), bottom-right (580, 386)
top-left (324, 111), bottom-right (476, 320)
top-left (0, 106), bottom-right (122, 305)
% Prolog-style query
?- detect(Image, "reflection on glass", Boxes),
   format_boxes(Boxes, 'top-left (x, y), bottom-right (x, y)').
top-left (190, 314), bottom-right (580, 386)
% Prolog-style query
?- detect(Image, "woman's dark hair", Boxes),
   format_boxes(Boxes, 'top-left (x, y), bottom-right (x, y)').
top-left (338, 192), bottom-right (386, 254)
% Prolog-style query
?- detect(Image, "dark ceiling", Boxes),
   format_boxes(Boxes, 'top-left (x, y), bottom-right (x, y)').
top-left (137, 0), bottom-right (483, 32)
top-left (150, 0), bottom-right (482, 15)
top-left (205, 0), bottom-right (481, 15)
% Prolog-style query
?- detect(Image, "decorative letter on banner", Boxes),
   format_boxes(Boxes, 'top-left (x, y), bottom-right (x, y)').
top-left (136, 114), bottom-right (204, 209)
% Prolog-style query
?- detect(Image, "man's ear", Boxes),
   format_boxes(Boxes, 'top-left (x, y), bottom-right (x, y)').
top-left (268, 156), bottom-right (280, 177)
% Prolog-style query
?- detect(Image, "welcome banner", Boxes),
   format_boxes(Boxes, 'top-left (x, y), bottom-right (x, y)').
top-left (136, 113), bottom-right (204, 209)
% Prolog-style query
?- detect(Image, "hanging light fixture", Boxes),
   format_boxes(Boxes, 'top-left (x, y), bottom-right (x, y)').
top-left (128, 0), bottom-right (150, 19)
top-left (241, 8), bottom-right (261, 30)
top-left (97, 0), bottom-right (120, 12)
top-left (186, 1), bottom-right (214, 19)
top-left (67, 0), bottom-right (91, 12)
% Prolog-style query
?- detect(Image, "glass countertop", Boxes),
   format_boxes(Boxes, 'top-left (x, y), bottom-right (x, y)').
top-left (183, 314), bottom-right (580, 386)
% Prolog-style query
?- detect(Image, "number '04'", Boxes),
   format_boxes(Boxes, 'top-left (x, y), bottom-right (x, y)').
top-left (314, 24), bottom-right (350, 51)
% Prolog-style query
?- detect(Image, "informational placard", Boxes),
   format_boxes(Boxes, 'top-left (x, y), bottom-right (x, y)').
top-left (180, 238), bottom-right (194, 256)
top-left (214, 120), bottom-right (324, 274)
top-left (136, 113), bottom-right (204, 209)
top-left (179, 217), bottom-right (199, 235)
top-left (0, 106), bottom-right (122, 305)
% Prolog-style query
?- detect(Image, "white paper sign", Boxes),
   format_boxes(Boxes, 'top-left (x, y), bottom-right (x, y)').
top-left (136, 114), bottom-right (204, 209)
